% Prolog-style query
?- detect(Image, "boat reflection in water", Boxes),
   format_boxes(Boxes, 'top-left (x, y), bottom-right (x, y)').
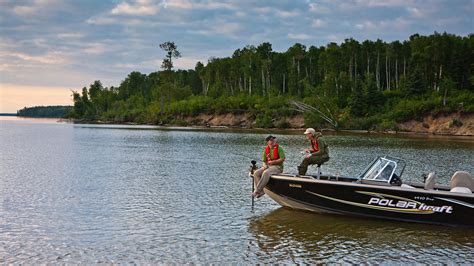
top-left (248, 208), bottom-right (474, 264)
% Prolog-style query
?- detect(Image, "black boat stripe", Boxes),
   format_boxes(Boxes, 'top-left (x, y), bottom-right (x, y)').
top-left (271, 175), bottom-right (474, 198)
top-left (305, 190), bottom-right (434, 214)
top-left (435, 197), bottom-right (474, 208)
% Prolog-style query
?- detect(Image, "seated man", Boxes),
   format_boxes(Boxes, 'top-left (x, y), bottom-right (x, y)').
top-left (252, 135), bottom-right (285, 198)
top-left (298, 128), bottom-right (329, 176)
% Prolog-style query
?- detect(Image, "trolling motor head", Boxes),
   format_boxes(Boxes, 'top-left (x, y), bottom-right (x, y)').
top-left (421, 173), bottom-right (428, 183)
top-left (249, 160), bottom-right (258, 176)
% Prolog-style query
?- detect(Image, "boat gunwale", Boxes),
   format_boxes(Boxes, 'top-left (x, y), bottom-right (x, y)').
top-left (270, 174), bottom-right (474, 198)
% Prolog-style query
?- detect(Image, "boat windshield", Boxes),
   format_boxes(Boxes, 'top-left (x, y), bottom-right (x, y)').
top-left (361, 157), bottom-right (397, 183)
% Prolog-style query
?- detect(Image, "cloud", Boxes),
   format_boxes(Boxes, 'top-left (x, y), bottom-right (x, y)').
top-left (355, 17), bottom-right (411, 31)
top-left (353, 0), bottom-right (413, 7)
top-left (276, 9), bottom-right (299, 18)
top-left (311, 19), bottom-right (326, 28)
top-left (11, 0), bottom-right (69, 17)
top-left (2, 51), bottom-right (67, 64)
top-left (308, 3), bottom-right (330, 14)
top-left (111, 0), bottom-right (160, 16)
top-left (193, 22), bottom-right (241, 37)
top-left (162, 0), bottom-right (236, 10)
top-left (407, 7), bottom-right (424, 18)
top-left (86, 16), bottom-right (117, 25)
top-left (13, 5), bottom-right (35, 15)
top-left (174, 56), bottom-right (205, 69)
top-left (83, 43), bottom-right (109, 55)
top-left (288, 33), bottom-right (312, 40)
top-left (326, 34), bottom-right (343, 43)
top-left (325, 0), bottom-right (414, 10)
top-left (86, 16), bottom-right (145, 26)
top-left (57, 33), bottom-right (84, 40)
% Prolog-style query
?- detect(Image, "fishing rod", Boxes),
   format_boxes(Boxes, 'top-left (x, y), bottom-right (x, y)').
top-left (289, 100), bottom-right (338, 128)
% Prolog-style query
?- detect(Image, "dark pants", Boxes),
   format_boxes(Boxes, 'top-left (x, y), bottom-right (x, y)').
top-left (298, 155), bottom-right (329, 175)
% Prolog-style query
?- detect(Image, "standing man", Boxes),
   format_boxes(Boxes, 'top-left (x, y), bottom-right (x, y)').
top-left (298, 128), bottom-right (329, 176)
top-left (252, 135), bottom-right (285, 198)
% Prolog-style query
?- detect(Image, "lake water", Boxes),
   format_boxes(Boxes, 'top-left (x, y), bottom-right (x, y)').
top-left (1, 117), bottom-right (473, 263)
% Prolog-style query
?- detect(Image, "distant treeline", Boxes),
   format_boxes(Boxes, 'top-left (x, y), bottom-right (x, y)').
top-left (68, 32), bottom-right (474, 129)
top-left (17, 106), bottom-right (72, 118)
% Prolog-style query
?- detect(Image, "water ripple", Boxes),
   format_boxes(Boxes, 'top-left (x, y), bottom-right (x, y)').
top-left (1, 118), bottom-right (473, 263)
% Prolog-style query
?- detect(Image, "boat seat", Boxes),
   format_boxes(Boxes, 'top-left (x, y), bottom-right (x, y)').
top-left (311, 162), bottom-right (327, 179)
top-left (424, 172), bottom-right (437, 190)
top-left (450, 187), bottom-right (472, 194)
top-left (315, 164), bottom-right (323, 179)
top-left (449, 171), bottom-right (474, 193)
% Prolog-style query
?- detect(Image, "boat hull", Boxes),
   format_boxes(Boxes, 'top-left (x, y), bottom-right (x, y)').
top-left (265, 175), bottom-right (474, 227)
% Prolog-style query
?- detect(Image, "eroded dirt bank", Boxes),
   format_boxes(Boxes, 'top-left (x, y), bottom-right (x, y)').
top-left (182, 113), bottom-right (305, 128)
top-left (180, 112), bottom-right (473, 136)
top-left (69, 112), bottom-right (474, 136)
top-left (397, 113), bottom-right (473, 136)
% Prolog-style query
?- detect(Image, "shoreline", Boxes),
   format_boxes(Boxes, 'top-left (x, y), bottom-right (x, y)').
top-left (58, 117), bottom-right (474, 138)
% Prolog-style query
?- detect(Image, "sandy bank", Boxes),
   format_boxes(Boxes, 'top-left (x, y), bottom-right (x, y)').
top-left (398, 113), bottom-right (474, 136)
top-left (66, 112), bottom-right (474, 136)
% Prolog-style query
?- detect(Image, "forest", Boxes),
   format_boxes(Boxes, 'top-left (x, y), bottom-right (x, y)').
top-left (68, 32), bottom-right (474, 130)
top-left (17, 106), bottom-right (72, 118)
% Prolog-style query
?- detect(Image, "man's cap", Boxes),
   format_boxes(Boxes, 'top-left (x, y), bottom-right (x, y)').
top-left (265, 135), bottom-right (276, 141)
top-left (304, 128), bottom-right (316, 135)
top-left (304, 128), bottom-right (322, 137)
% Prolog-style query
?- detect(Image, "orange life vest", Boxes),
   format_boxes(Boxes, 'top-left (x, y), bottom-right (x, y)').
top-left (310, 139), bottom-right (319, 152)
top-left (265, 144), bottom-right (279, 161)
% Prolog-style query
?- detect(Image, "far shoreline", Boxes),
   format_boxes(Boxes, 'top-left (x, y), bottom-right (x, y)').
top-left (56, 117), bottom-right (474, 138)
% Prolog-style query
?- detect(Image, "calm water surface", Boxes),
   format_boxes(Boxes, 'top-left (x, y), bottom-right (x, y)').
top-left (1, 117), bottom-right (473, 263)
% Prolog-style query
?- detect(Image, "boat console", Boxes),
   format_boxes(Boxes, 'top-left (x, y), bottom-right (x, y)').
top-left (358, 156), bottom-right (405, 186)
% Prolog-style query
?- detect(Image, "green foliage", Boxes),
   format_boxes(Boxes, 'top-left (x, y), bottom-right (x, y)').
top-left (159, 41), bottom-right (181, 71)
top-left (255, 113), bottom-right (273, 128)
top-left (274, 119), bottom-right (291, 129)
top-left (303, 113), bottom-right (326, 129)
top-left (450, 118), bottom-right (463, 127)
top-left (169, 119), bottom-right (188, 126)
top-left (340, 116), bottom-right (381, 130)
top-left (449, 91), bottom-right (474, 112)
top-left (349, 81), bottom-right (368, 117)
top-left (68, 33), bottom-right (473, 129)
top-left (389, 97), bottom-right (440, 122)
top-left (17, 106), bottom-right (72, 118)
top-left (379, 119), bottom-right (398, 131)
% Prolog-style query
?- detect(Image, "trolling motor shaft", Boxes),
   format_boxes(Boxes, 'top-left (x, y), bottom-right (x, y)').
top-left (249, 160), bottom-right (257, 210)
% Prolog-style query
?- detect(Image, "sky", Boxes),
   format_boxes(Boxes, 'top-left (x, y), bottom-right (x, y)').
top-left (0, 0), bottom-right (473, 112)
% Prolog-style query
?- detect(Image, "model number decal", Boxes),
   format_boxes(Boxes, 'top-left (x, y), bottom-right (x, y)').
top-left (414, 196), bottom-right (434, 201)
top-left (289, 183), bottom-right (302, 188)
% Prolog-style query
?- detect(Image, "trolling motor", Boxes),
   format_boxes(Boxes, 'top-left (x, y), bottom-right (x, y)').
top-left (249, 160), bottom-right (257, 210)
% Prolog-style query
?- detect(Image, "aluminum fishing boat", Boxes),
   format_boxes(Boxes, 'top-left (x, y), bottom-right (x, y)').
top-left (250, 156), bottom-right (474, 226)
